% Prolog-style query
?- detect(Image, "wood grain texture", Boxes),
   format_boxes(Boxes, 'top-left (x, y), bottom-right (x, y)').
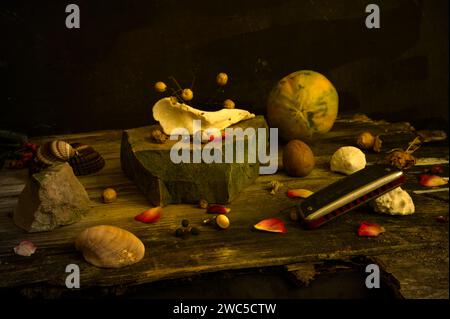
top-left (0, 117), bottom-right (448, 298)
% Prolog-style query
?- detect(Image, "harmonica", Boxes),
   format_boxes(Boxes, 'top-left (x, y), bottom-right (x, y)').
top-left (296, 165), bottom-right (405, 229)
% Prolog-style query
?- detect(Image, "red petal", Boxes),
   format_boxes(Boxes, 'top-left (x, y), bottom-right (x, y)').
top-left (254, 218), bottom-right (286, 233)
top-left (206, 204), bottom-right (230, 214)
top-left (419, 175), bottom-right (448, 187)
top-left (358, 221), bottom-right (385, 237)
top-left (287, 189), bottom-right (314, 198)
top-left (135, 207), bottom-right (162, 223)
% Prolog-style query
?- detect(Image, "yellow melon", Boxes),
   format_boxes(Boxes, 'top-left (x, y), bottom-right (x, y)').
top-left (267, 70), bottom-right (338, 141)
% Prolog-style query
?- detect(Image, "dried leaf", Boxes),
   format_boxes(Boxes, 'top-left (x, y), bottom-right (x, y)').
top-left (358, 221), bottom-right (385, 237)
top-left (287, 189), bottom-right (314, 198)
top-left (254, 218), bottom-right (286, 233)
top-left (419, 175), bottom-right (449, 187)
top-left (13, 240), bottom-right (37, 256)
top-left (134, 207), bottom-right (162, 223)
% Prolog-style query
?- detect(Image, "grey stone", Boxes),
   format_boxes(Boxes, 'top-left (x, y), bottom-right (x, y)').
top-left (121, 116), bottom-right (268, 206)
top-left (13, 163), bottom-right (91, 232)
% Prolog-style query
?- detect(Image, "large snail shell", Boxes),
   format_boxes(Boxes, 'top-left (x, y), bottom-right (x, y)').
top-left (75, 225), bottom-right (145, 268)
top-left (68, 143), bottom-right (105, 176)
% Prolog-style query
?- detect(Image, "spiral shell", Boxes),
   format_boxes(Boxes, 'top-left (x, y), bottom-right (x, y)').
top-left (75, 225), bottom-right (145, 268)
top-left (36, 140), bottom-right (74, 165)
top-left (68, 143), bottom-right (105, 176)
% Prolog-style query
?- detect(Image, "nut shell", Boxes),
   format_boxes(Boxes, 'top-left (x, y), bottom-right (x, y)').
top-left (75, 225), bottom-right (145, 268)
top-left (282, 140), bottom-right (315, 177)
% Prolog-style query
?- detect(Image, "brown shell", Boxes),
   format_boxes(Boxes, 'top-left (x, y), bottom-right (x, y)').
top-left (75, 225), bottom-right (145, 268)
top-left (68, 143), bottom-right (105, 176)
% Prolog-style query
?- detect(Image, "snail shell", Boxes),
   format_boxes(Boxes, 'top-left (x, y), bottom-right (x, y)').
top-left (68, 143), bottom-right (105, 176)
top-left (50, 140), bottom-right (75, 161)
top-left (75, 225), bottom-right (145, 268)
top-left (36, 140), bottom-right (75, 165)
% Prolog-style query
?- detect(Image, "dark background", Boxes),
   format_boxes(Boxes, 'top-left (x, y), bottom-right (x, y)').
top-left (1, 0), bottom-right (448, 136)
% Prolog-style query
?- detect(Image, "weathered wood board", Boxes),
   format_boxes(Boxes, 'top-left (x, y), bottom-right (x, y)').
top-left (0, 116), bottom-right (448, 298)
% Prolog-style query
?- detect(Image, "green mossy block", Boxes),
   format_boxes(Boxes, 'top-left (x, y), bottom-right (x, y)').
top-left (120, 116), bottom-right (268, 206)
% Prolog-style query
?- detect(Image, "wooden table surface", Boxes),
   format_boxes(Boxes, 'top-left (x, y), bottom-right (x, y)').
top-left (0, 116), bottom-right (448, 299)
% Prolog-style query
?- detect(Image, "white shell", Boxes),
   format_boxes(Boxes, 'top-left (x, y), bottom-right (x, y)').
top-left (152, 97), bottom-right (255, 135)
top-left (371, 187), bottom-right (415, 215)
top-left (75, 225), bottom-right (145, 268)
top-left (330, 146), bottom-right (366, 175)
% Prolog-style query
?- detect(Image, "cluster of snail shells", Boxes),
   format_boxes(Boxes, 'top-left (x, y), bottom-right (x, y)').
top-left (36, 140), bottom-right (76, 166)
top-left (75, 225), bottom-right (145, 268)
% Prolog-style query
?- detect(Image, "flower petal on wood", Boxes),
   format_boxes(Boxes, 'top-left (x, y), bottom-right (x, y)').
top-left (254, 218), bottom-right (286, 233)
top-left (134, 207), bottom-right (162, 223)
top-left (358, 221), bottom-right (385, 237)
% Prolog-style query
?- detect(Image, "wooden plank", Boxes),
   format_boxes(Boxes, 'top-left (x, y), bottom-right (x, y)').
top-left (0, 117), bottom-right (447, 298)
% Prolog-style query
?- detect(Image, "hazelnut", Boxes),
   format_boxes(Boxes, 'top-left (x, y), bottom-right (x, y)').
top-left (102, 188), bottom-right (117, 203)
top-left (357, 131), bottom-right (375, 149)
top-left (282, 140), bottom-right (315, 177)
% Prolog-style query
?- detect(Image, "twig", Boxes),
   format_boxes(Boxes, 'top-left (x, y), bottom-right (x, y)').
top-left (413, 188), bottom-right (449, 194)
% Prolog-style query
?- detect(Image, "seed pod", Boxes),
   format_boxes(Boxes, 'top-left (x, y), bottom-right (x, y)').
top-left (216, 215), bottom-right (230, 229)
top-left (181, 219), bottom-right (189, 227)
top-left (216, 73), bottom-right (228, 86)
top-left (356, 131), bottom-right (375, 149)
top-left (198, 199), bottom-right (208, 209)
top-left (223, 99), bottom-right (235, 109)
top-left (154, 81), bottom-right (167, 93)
top-left (102, 188), bottom-right (117, 203)
top-left (181, 88), bottom-right (193, 101)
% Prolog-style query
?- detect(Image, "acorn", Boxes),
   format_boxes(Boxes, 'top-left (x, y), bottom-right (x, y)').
top-left (102, 188), bottom-right (117, 203)
top-left (282, 140), bottom-right (315, 177)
